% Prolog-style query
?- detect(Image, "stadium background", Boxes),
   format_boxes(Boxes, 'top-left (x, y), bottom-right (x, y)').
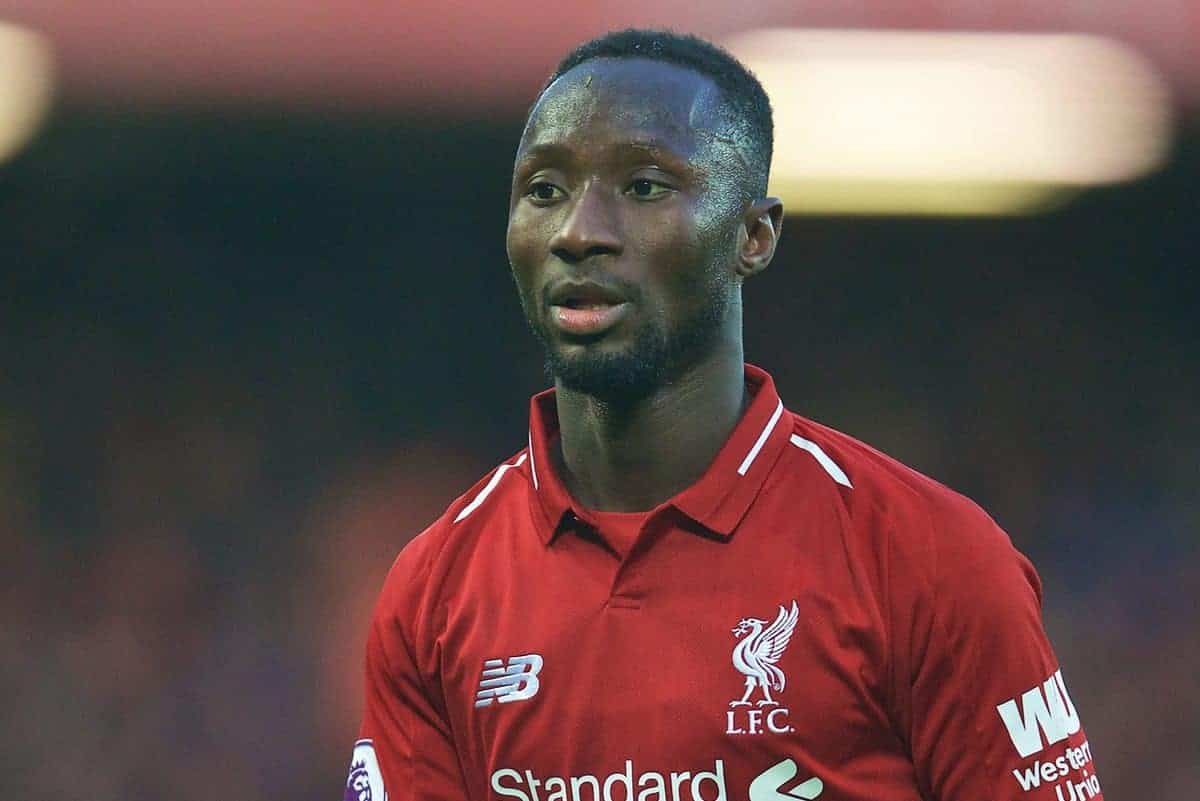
top-left (1, 3), bottom-right (1196, 799)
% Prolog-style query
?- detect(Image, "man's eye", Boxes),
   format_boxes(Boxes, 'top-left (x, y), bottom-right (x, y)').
top-left (527, 182), bottom-right (564, 201)
top-left (628, 179), bottom-right (672, 199)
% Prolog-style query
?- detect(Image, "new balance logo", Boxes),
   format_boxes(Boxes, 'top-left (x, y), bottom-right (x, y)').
top-left (996, 669), bottom-right (1081, 757)
top-left (475, 654), bottom-right (543, 708)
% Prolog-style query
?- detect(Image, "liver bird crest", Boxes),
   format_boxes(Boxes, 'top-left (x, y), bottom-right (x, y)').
top-left (730, 601), bottom-right (800, 707)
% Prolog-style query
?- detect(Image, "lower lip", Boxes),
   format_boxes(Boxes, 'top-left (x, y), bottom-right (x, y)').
top-left (551, 302), bottom-right (630, 336)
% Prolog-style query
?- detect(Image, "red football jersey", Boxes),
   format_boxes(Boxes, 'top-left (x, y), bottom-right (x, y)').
top-left (345, 365), bottom-right (1101, 801)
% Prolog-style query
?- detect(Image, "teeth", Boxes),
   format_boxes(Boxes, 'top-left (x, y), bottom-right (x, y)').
top-left (563, 300), bottom-right (612, 309)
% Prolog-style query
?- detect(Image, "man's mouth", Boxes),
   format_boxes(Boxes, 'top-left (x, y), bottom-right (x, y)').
top-left (546, 281), bottom-right (632, 337)
top-left (550, 301), bottom-right (631, 337)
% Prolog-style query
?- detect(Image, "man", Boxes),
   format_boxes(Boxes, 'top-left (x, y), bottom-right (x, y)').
top-left (345, 29), bottom-right (1102, 801)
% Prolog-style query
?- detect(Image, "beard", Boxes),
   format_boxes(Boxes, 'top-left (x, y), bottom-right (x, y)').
top-left (527, 282), bottom-right (732, 404)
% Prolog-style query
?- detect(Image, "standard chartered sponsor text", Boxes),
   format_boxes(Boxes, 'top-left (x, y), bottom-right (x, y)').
top-left (491, 759), bottom-right (728, 801)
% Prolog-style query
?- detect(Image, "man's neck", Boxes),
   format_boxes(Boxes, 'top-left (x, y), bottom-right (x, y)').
top-left (551, 346), bottom-right (749, 513)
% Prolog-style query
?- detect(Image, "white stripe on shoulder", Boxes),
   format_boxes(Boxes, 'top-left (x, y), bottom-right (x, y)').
top-left (737, 399), bottom-right (784, 476)
top-left (527, 431), bottom-right (539, 490)
top-left (789, 434), bottom-right (853, 488)
top-left (453, 452), bottom-right (529, 523)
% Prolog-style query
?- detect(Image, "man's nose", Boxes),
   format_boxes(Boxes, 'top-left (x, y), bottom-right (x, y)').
top-left (549, 182), bottom-right (622, 264)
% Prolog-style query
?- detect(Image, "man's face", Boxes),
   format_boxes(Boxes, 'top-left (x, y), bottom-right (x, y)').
top-left (506, 58), bottom-right (747, 400)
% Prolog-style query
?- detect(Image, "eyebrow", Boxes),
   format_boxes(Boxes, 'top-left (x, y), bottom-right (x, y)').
top-left (514, 142), bottom-right (571, 167)
top-left (515, 137), bottom-right (692, 173)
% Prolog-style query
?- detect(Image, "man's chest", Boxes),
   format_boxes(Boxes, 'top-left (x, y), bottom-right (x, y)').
top-left (427, 524), bottom-right (920, 800)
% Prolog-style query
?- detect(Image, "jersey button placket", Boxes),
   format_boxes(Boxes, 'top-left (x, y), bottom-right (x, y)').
top-left (605, 517), bottom-right (657, 610)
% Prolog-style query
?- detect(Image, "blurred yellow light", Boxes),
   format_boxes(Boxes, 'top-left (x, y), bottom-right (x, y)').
top-left (0, 21), bottom-right (54, 165)
top-left (722, 29), bottom-right (1172, 215)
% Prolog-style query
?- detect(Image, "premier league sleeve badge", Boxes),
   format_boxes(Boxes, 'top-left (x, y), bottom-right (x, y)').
top-left (344, 739), bottom-right (387, 801)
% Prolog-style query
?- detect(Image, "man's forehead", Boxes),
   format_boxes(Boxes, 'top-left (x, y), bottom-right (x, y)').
top-left (519, 58), bottom-right (727, 155)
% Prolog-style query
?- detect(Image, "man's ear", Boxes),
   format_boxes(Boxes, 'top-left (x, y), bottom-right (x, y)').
top-left (736, 197), bottom-right (784, 279)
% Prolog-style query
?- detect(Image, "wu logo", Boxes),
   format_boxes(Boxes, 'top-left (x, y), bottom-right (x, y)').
top-left (475, 654), bottom-right (543, 708)
top-left (996, 669), bottom-right (1081, 757)
top-left (750, 759), bottom-right (824, 801)
top-left (726, 601), bottom-right (799, 736)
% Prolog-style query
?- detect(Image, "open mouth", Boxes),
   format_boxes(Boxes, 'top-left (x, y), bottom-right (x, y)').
top-left (550, 300), bottom-right (630, 336)
top-left (558, 298), bottom-right (617, 310)
top-left (547, 281), bottom-right (631, 337)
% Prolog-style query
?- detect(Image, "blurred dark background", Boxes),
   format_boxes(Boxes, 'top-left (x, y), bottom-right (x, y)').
top-left (1, 5), bottom-right (1198, 800)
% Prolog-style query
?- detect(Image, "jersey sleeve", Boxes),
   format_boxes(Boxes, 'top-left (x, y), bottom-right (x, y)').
top-left (893, 499), bottom-right (1102, 801)
top-left (343, 538), bottom-right (469, 801)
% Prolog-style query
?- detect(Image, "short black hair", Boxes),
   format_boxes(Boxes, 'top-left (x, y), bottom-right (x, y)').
top-left (536, 28), bottom-right (774, 201)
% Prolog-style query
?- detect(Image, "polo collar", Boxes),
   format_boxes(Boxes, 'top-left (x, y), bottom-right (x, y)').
top-left (525, 364), bottom-right (792, 544)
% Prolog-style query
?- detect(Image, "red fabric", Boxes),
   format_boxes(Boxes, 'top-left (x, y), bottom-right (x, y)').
top-left (351, 364), bottom-right (1102, 801)
top-left (584, 508), bottom-right (653, 560)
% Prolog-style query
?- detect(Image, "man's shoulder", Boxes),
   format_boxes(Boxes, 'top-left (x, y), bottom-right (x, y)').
top-left (782, 413), bottom-right (1034, 613)
top-left (783, 411), bottom-right (1009, 557)
top-left (380, 446), bottom-right (534, 589)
